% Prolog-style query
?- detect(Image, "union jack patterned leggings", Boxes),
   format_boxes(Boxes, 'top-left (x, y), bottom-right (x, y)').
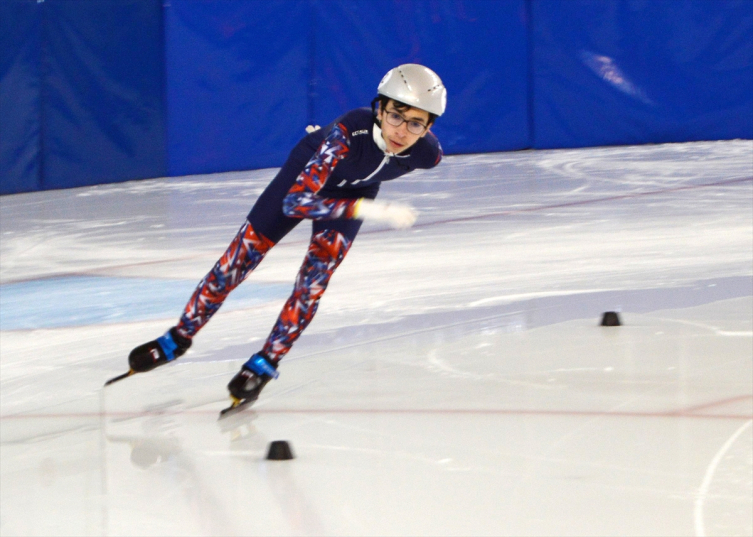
top-left (175, 221), bottom-right (351, 362)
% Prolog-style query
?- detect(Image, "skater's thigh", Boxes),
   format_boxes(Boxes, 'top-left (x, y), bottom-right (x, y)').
top-left (247, 211), bottom-right (301, 245)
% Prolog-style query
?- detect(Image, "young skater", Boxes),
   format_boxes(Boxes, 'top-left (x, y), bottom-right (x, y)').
top-left (123, 64), bottom-right (446, 410)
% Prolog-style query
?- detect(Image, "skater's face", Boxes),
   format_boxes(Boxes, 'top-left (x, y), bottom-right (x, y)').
top-left (377, 100), bottom-right (431, 154)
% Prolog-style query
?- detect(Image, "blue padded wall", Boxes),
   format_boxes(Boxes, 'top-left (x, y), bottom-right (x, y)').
top-left (0, 0), bottom-right (167, 195)
top-left (0, 0), bottom-right (42, 194)
top-left (166, 0), bottom-right (528, 176)
top-left (309, 0), bottom-right (530, 155)
top-left (532, 0), bottom-right (753, 148)
top-left (165, 0), bottom-right (310, 176)
top-left (42, 0), bottom-right (167, 190)
top-left (2, 0), bottom-right (751, 194)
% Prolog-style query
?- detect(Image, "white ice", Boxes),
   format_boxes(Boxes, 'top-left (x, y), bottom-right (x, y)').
top-left (1, 140), bottom-right (752, 536)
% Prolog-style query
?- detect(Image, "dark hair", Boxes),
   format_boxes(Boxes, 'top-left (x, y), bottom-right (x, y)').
top-left (371, 96), bottom-right (438, 127)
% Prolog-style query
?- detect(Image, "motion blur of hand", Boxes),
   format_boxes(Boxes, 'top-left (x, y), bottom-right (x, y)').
top-left (354, 198), bottom-right (418, 229)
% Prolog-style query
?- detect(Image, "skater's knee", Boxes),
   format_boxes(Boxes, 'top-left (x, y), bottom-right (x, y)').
top-left (243, 222), bottom-right (276, 254)
top-left (309, 229), bottom-right (351, 265)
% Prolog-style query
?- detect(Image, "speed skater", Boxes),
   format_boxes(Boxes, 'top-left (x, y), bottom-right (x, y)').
top-left (121, 64), bottom-right (447, 410)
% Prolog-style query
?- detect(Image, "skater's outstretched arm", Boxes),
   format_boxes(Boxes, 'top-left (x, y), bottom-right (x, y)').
top-left (281, 123), bottom-right (418, 229)
top-left (281, 123), bottom-right (360, 221)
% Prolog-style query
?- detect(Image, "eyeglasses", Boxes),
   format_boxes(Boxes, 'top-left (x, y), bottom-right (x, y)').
top-left (383, 109), bottom-right (428, 135)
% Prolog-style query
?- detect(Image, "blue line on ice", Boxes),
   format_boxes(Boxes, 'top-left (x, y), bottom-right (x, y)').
top-left (0, 276), bottom-right (290, 330)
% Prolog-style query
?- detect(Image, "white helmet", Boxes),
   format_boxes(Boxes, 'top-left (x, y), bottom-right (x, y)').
top-left (377, 64), bottom-right (447, 116)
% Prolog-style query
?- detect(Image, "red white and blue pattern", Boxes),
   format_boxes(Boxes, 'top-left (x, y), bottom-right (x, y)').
top-left (282, 123), bottom-right (357, 220)
top-left (262, 229), bottom-right (351, 361)
top-left (176, 222), bottom-right (274, 337)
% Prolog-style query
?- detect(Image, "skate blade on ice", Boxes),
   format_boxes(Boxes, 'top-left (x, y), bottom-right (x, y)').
top-left (104, 370), bottom-right (135, 386)
top-left (218, 396), bottom-right (258, 420)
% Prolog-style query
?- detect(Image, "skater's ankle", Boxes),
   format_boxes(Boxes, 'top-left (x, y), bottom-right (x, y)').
top-left (260, 348), bottom-right (284, 363)
top-left (169, 327), bottom-right (192, 349)
top-left (172, 326), bottom-right (192, 342)
top-left (243, 353), bottom-right (279, 379)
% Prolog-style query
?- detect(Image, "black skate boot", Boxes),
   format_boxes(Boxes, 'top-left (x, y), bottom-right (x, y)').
top-left (220, 353), bottom-right (279, 417)
top-left (128, 327), bottom-right (192, 373)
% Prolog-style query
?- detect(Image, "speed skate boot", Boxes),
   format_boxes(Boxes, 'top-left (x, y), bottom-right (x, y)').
top-left (226, 353), bottom-right (279, 406)
top-left (128, 327), bottom-right (192, 373)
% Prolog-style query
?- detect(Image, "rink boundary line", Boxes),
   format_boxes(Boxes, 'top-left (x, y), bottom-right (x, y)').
top-left (2, 411), bottom-right (749, 420)
top-left (694, 419), bottom-right (753, 537)
top-left (680, 395), bottom-right (753, 414)
top-left (3, 406), bottom-right (751, 421)
top-left (2, 176), bottom-right (750, 286)
top-left (2, 394), bottom-right (750, 423)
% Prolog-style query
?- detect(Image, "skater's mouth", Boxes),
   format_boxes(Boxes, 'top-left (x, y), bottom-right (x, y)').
top-left (388, 138), bottom-right (405, 151)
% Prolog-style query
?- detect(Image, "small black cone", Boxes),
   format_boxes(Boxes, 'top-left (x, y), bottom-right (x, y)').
top-left (266, 440), bottom-right (294, 460)
top-left (600, 311), bottom-right (622, 326)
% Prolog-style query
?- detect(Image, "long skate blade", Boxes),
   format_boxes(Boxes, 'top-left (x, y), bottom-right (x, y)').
top-left (218, 396), bottom-right (257, 420)
top-left (104, 370), bottom-right (134, 387)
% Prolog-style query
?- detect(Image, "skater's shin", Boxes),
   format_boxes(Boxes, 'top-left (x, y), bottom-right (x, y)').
top-left (177, 221), bottom-right (275, 337)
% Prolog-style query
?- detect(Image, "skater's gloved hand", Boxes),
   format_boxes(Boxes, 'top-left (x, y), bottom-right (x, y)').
top-left (353, 198), bottom-right (418, 229)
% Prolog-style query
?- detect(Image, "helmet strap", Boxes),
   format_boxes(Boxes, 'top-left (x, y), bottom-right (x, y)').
top-left (370, 97), bottom-right (382, 127)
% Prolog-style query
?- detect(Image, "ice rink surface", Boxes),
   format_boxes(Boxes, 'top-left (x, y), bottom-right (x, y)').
top-left (1, 140), bottom-right (752, 536)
